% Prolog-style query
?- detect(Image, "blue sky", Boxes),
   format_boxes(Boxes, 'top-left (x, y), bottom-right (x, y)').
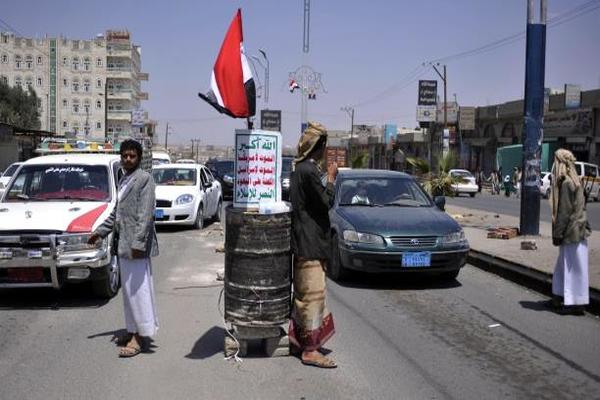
top-left (3, 1), bottom-right (600, 146)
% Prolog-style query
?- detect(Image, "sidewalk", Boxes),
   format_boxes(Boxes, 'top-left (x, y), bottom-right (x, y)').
top-left (446, 204), bottom-right (600, 310)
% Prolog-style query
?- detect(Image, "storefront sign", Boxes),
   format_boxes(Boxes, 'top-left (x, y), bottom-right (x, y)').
top-left (234, 130), bottom-right (282, 208)
top-left (418, 80), bottom-right (437, 106)
top-left (564, 84), bottom-right (581, 109)
top-left (417, 105), bottom-right (437, 122)
top-left (544, 108), bottom-right (593, 137)
top-left (437, 101), bottom-right (459, 124)
top-left (459, 107), bottom-right (476, 130)
top-left (260, 109), bottom-right (282, 132)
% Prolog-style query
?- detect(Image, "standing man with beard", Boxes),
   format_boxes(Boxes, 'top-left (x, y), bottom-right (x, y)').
top-left (289, 122), bottom-right (338, 368)
top-left (89, 139), bottom-right (159, 357)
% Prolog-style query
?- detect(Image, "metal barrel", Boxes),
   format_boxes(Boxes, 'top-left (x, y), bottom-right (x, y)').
top-left (224, 206), bottom-right (292, 326)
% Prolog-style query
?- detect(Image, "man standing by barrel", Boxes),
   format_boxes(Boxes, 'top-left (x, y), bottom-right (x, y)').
top-left (289, 122), bottom-right (338, 368)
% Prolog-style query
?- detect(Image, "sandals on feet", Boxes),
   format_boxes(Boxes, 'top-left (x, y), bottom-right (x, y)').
top-left (301, 355), bottom-right (337, 368)
top-left (119, 344), bottom-right (141, 358)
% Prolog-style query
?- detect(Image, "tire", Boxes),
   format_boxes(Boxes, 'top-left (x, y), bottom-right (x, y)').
top-left (328, 234), bottom-right (349, 281)
top-left (92, 257), bottom-right (120, 299)
top-left (194, 205), bottom-right (204, 230)
top-left (439, 269), bottom-right (460, 281)
top-left (213, 198), bottom-right (222, 222)
top-left (469, 193), bottom-right (476, 198)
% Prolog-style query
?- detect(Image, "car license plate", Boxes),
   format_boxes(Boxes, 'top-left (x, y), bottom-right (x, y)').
top-left (27, 250), bottom-right (43, 259)
top-left (7, 268), bottom-right (44, 283)
top-left (155, 209), bottom-right (164, 218)
top-left (402, 252), bottom-right (431, 267)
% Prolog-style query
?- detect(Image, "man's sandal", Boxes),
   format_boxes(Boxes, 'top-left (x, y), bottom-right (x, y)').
top-left (115, 333), bottom-right (134, 347)
top-left (301, 355), bottom-right (337, 369)
top-left (118, 344), bottom-right (141, 358)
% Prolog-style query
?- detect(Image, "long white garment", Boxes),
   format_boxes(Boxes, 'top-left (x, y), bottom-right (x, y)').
top-left (552, 240), bottom-right (589, 306)
top-left (120, 257), bottom-right (159, 337)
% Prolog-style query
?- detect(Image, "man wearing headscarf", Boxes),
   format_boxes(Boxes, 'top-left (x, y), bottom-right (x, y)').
top-left (289, 122), bottom-right (338, 368)
top-left (550, 149), bottom-right (591, 315)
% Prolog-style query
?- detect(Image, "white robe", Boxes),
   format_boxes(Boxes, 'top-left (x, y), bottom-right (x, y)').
top-left (120, 257), bottom-right (159, 337)
top-left (552, 240), bottom-right (589, 306)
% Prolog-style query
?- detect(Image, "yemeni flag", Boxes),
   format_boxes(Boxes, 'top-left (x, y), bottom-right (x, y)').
top-left (198, 9), bottom-right (256, 118)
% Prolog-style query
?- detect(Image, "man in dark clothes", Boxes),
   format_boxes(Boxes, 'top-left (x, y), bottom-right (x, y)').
top-left (289, 122), bottom-right (338, 368)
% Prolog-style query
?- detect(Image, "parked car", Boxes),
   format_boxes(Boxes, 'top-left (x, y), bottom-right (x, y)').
top-left (449, 169), bottom-right (478, 197)
top-left (0, 154), bottom-right (122, 298)
top-left (152, 150), bottom-right (171, 166)
top-left (281, 156), bottom-right (294, 201)
top-left (207, 160), bottom-right (234, 200)
top-left (0, 162), bottom-right (23, 196)
top-left (152, 163), bottom-right (222, 229)
top-left (176, 159), bottom-right (196, 164)
top-left (540, 171), bottom-right (552, 198)
top-left (575, 161), bottom-right (599, 202)
top-left (328, 169), bottom-right (469, 281)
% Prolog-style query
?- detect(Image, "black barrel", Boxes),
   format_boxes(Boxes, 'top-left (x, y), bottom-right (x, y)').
top-left (224, 206), bottom-right (292, 326)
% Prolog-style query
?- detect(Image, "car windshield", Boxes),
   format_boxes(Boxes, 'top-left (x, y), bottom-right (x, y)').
top-left (215, 161), bottom-right (234, 176)
top-left (2, 163), bottom-right (20, 177)
top-left (338, 177), bottom-right (432, 207)
top-left (153, 168), bottom-right (197, 186)
top-left (4, 164), bottom-right (110, 202)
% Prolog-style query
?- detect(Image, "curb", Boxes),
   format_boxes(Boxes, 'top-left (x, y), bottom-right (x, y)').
top-left (467, 249), bottom-right (600, 316)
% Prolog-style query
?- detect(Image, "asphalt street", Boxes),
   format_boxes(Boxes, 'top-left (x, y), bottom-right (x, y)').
top-left (1, 218), bottom-right (600, 399)
top-left (446, 191), bottom-right (600, 230)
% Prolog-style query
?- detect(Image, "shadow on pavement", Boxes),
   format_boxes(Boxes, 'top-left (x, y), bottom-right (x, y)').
top-left (519, 300), bottom-right (554, 313)
top-left (332, 273), bottom-right (462, 291)
top-left (88, 328), bottom-right (158, 353)
top-left (186, 325), bottom-right (225, 359)
top-left (0, 285), bottom-right (110, 310)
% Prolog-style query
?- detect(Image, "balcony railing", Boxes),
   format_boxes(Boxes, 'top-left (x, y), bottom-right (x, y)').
top-left (136, 92), bottom-right (149, 100)
top-left (138, 72), bottom-right (149, 81)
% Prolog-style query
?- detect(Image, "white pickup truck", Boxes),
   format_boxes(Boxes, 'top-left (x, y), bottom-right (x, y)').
top-left (0, 153), bottom-right (122, 298)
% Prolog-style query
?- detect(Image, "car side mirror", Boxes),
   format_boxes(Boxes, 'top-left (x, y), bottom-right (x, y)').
top-left (203, 182), bottom-right (212, 189)
top-left (434, 196), bottom-right (446, 211)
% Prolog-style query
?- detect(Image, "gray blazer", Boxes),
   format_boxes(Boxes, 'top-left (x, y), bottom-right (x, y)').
top-left (95, 168), bottom-right (159, 259)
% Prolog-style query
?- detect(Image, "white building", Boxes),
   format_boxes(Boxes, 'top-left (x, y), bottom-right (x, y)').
top-left (0, 30), bottom-right (149, 142)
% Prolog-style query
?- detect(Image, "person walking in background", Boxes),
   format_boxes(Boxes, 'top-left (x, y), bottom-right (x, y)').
top-left (89, 139), bottom-right (159, 357)
top-left (490, 170), bottom-right (500, 195)
top-left (289, 122), bottom-right (338, 368)
top-left (550, 149), bottom-right (591, 315)
top-left (476, 168), bottom-right (484, 193)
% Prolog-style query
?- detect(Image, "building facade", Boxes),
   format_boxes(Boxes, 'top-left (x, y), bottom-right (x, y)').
top-left (0, 30), bottom-right (149, 142)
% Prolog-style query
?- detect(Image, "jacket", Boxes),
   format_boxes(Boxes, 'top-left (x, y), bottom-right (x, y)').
top-left (95, 168), bottom-right (159, 259)
top-left (552, 176), bottom-right (591, 246)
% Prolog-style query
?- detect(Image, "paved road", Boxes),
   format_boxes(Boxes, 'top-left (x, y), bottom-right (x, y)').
top-left (1, 220), bottom-right (600, 399)
top-left (446, 191), bottom-right (600, 230)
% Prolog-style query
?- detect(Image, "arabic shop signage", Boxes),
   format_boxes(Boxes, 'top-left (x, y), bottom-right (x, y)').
top-left (260, 109), bottom-right (282, 132)
top-left (234, 130), bottom-right (282, 209)
top-left (418, 80), bottom-right (437, 106)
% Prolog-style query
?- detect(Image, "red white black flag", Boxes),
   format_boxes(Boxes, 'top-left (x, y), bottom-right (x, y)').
top-left (198, 9), bottom-right (256, 118)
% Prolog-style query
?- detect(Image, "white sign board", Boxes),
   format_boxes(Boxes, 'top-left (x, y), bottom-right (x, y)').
top-left (459, 106), bottom-right (476, 130)
top-left (234, 129), bottom-right (282, 209)
top-left (417, 105), bottom-right (437, 122)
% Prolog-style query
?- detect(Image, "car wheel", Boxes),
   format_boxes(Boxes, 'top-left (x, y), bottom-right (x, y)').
top-left (329, 234), bottom-right (349, 281)
top-left (213, 198), bottom-right (222, 222)
top-left (545, 188), bottom-right (551, 199)
top-left (439, 269), bottom-right (460, 281)
top-left (469, 193), bottom-right (476, 198)
top-left (92, 256), bottom-right (120, 299)
top-left (194, 205), bottom-right (204, 229)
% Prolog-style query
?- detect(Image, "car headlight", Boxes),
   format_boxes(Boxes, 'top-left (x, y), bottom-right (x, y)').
top-left (57, 233), bottom-right (106, 252)
top-left (440, 230), bottom-right (467, 245)
top-left (223, 175), bottom-right (234, 184)
top-left (342, 230), bottom-right (385, 246)
top-left (175, 194), bottom-right (194, 205)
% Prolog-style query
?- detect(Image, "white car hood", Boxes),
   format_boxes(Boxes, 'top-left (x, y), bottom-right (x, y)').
top-left (155, 185), bottom-right (199, 201)
top-left (0, 201), bottom-right (113, 233)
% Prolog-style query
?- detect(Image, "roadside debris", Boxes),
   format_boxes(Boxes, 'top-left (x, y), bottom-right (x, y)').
top-left (215, 244), bottom-right (225, 253)
top-left (216, 269), bottom-right (225, 281)
top-left (488, 323), bottom-right (501, 328)
top-left (487, 226), bottom-right (519, 239)
top-left (521, 240), bottom-right (538, 250)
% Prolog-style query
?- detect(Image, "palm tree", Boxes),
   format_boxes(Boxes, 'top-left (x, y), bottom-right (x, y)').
top-left (407, 151), bottom-right (462, 197)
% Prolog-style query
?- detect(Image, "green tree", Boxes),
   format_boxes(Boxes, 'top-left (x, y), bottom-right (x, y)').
top-left (407, 151), bottom-right (462, 197)
top-left (0, 81), bottom-right (41, 129)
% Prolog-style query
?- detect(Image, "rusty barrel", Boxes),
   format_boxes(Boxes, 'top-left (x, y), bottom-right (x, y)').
top-left (224, 206), bottom-right (292, 326)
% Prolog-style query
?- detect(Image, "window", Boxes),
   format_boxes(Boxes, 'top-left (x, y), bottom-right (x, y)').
top-left (1, 34), bottom-right (7, 44)
top-left (96, 58), bottom-right (103, 67)
top-left (25, 55), bottom-right (33, 69)
top-left (15, 76), bottom-right (22, 87)
top-left (72, 99), bottom-right (80, 113)
top-left (62, 56), bottom-right (68, 66)
top-left (72, 78), bottom-right (79, 92)
top-left (83, 57), bottom-right (91, 71)
top-left (115, 125), bottom-right (123, 133)
top-left (0, 76), bottom-right (7, 85)
top-left (37, 56), bottom-right (42, 65)
top-left (72, 57), bottom-right (79, 70)
top-left (63, 78), bottom-right (68, 87)
top-left (1, 54), bottom-right (7, 63)
top-left (96, 79), bottom-right (102, 88)
top-left (62, 99), bottom-right (68, 108)
top-left (84, 99), bottom-right (91, 114)
top-left (36, 77), bottom-right (42, 86)
top-left (25, 77), bottom-right (33, 87)
top-left (15, 55), bottom-right (22, 69)
top-left (63, 121), bottom-right (68, 128)
top-left (96, 100), bottom-right (102, 109)
top-left (83, 79), bottom-right (90, 92)
top-left (96, 122), bottom-right (101, 129)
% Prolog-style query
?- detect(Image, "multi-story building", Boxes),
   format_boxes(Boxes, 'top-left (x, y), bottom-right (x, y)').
top-left (0, 29), bottom-right (149, 142)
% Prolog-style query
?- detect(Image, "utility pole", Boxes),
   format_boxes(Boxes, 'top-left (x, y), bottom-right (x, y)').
top-left (190, 139), bottom-right (195, 160)
top-left (164, 122), bottom-right (172, 152)
top-left (341, 106), bottom-right (355, 158)
top-left (431, 63), bottom-right (448, 158)
top-left (259, 49), bottom-right (269, 103)
top-left (520, 0), bottom-right (547, 236)
top-left (191, 138), bottom-right (201, 162)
